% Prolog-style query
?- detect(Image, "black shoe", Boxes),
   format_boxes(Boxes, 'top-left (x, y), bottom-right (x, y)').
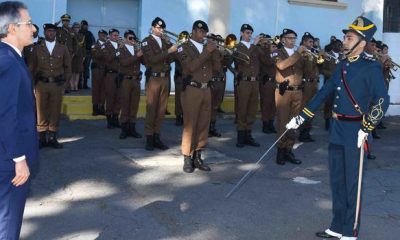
top-left (236, 130), bottom-right (246, 148)
top-left (183, 155), bottom-right (194, 173)
top-left (38, 131), bottom-right (48, 149)
top-left (193, 150), bottom-right (211, 171)
top-left (285, 149), bottom-right (301, 164)
top-left (367, 153), bottom-right (376, 160)
top-left (217, 107), bottom-right (225, 113)
top-left (106, 115), bottom-right (114, 129)
top-left (276, 148), bottom-right (286, 165)
top-left (208, 121), bottom-right (221, 137)
top-left (244, 130), bottom-right (260, 147)
top-left (175, 115), bottom-right (183, 126)
top-left (119, 123), bottom-right (129, 139)
top-left (154, 134), bottom-right (169, 150)
top-left (48, 131), bottom-right (63, 149)
top-left (145, 135), bottom-right (154, 151)
top-left (128, 123), bottom-right (142, 138)
top-left (315, 231), bottom-right (337, 238)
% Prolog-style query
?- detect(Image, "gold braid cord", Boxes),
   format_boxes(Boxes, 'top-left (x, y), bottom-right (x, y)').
top-left (362, 98), bottom-right (384, 132)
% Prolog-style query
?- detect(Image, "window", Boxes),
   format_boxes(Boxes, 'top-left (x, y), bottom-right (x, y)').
top-left (383, 0), bottom-right (400, 32)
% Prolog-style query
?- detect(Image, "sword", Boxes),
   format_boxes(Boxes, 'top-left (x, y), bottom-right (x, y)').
top-left (225, 128), bottom-right (290, 199)
top-left (353, 137), bottom-right (366, 236)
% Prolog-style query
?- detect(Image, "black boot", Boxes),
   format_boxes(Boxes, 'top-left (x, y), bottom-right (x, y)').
top-left (145, 135), bottom-right (154, 151)
top-left (236, 130), bottom-right (246, 148)
top-left (154, 134), bottom-right (169, 150)
top-left (276, 148), bottom-right (286, 165)
top-left (244, 130), bottom-right (260, 147)
top-left (175, 115), bottom-right (183, 126)
top-left (298, 128), bottom-right (315, 142)
top-left (372, 129), bottom-right (381, 139)
top-left (92, 104), bottom-right (99, 116)
top-left (98, 104), bottom-right (106, 115)
top-left (106, 115), bottom-right (114, 129)
top-left (193, 150), bottom-right (211, 171)
top-left (285, 149), bottom-right (301, 164)
top-left (208, 121), bottom-right (221, 137)
top-left (183, 155), bottom-right (194, 173)
top-left (119, 123), bottom-right (129, 139)
top-left (112, 115), bottom-right (121, 128)
top-left (128, 123), bottom-right (142, 138)
top-left (48, 131), bottom-right (63, 149)
top-left (39, 131), bottom-right (48, 149)
top-left (262, 120), bottom-right (276, 134)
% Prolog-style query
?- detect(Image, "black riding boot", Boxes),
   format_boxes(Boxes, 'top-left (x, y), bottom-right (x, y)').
top-left (208, 121), bottom-right (221, 137)
top-left (244, 130), bottom-right (260, 147)
top-left (236, 130), bottom-right (246, 148)
top-left (145, 135), bottom-right (154, 151)
top-left (106, 115), bottom-right (114, 129)
top-left (129, 123), bottom-right (142, 138)
top-left (119, 123), bottom-right (129, 139)
top-left (183, 155), bottom-right (194, 173)
top-left (39, 131), bottom-right (48, 149)
top-left (276, 148), bottom-right (286, 165)
top-left (193, 150), bottom-right (211, 171)
top-left (48, 131), bottom-right (63, 149)
top-left (154, 134), bottom-right (169, 150)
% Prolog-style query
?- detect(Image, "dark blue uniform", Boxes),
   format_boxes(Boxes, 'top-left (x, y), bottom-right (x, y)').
top-left (300, 53), bottom-right (389, 236)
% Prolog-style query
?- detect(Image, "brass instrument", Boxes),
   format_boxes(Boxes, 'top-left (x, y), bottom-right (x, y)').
top-left (134, 37), bottom-right (142, 51)
top-left (259, 34), bottom-right (280, 45)
top-left (303, 47), bottom-right (326, 64)
top-left (376, 52), bottom-right (400, 71)
top-left (207, 33), bottom-right (250, 64)
top-left (163, 30), bottom-right (189, 46)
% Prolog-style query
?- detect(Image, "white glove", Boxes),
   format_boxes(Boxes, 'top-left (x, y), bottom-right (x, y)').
top-left (357, 129), bottom-right (368, 148)
top-left (286, 115), bottom-right (305, 130)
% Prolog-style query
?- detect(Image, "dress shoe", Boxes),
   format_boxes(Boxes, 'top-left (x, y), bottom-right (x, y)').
top-left (285, 149), bottom-right (301, 164)
top-left (48, 131), bottom-right (63, 149)
top-left (316, 229), bottom-right (342, 238)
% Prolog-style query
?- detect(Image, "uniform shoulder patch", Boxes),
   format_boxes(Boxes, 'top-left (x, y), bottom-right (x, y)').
top-left (270, 52), bottom-right (278, 58)
top-left (178, 46), bottom-right (183, 53)
top-left (142, 41), bottom-right (148, 47)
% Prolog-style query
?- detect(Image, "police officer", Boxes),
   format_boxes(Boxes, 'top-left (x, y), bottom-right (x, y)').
top-left (103, 28), bottom-right (122, 129)
top-left (234, 24), bottom-right (269, 148)
top-left (287, 16), bottom-right (389, 240)
top-left (91, 29), bottom-right (108, 116)
top-left (298, 32), bottom-right (320, 142)
top-left (177, 20), bottom-right (218, 173)
top-left (141, 17), bottom-right (177, 151)
top-left (118, 30), bottom-right (143, 139)
top-left (271, 28), bottom-right (306, 165)
top-left (258, 34), bottom-right (277, 134)
top-left (55, 14), bottom-right (76, 93)
top-left (31, 23), bottom-right (72, 148)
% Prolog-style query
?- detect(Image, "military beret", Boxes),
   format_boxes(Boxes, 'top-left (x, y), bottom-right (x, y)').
top-left (260, 33), bottom-right (271, 38)
top-left (192, 20), bottom-right (209, 32)
top-left (302, 32), bottom-right (314, 41)
top-left (282, 28), bottom-right (297, 37)
top-left (240, 24), bottom-right (254, 32)
top-left (342, 16), bottom-right (377, 41)
top-left (109, 28), bottom-right (119, 34)
top-left (60, 14), bottom-right (71, 21)
top-left (98, 29), bottom-right (108, 35)
top-left (124, 29), bottom-right (136, 38)
top-left (152, 17), bottom-right (166, 28)
top-left (43, 23), bottom-right (57, 31)
top-left (81, 20), bottom-right (88, 26)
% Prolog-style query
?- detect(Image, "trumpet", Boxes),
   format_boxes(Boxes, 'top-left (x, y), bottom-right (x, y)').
top-left (296, 45), bottom-right (325, 64)
top-left (259, 34), bottom-right (280, 45)
top-left (207, 33), bottom-right (250, 64)
top-left (163, 30), bottom-right (189, 46)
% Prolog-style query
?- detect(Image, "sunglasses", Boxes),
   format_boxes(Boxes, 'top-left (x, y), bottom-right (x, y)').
top-left (128, 36), bottom-right (135, 41)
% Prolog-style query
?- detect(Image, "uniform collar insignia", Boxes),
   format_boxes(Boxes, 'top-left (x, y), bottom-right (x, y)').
top-left (347, 55), bottom-right (360, 62)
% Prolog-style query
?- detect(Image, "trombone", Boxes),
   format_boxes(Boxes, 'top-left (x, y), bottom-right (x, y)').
top-left (206, 33), bottom-right (250, 64)
top-left (163, 30), bottom-right (189, 46)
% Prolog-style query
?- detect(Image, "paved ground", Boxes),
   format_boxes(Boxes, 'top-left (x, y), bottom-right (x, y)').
top-left (21, 113), bottom-right (400, 240)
